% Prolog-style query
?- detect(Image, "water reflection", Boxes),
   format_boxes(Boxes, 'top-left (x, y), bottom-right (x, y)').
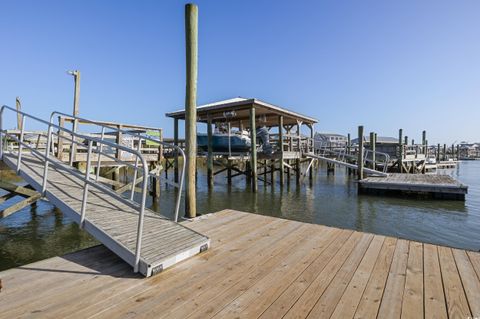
top-left (1, 160), bottom-right (480, 271)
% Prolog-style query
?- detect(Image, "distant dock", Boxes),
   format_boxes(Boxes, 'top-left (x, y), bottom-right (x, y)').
top-left (359, 173), bottom-right (468, 200)
top-left (0, 210), bottom-right (479, 318)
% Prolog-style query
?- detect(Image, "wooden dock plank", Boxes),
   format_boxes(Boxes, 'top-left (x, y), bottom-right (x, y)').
top-left (354, 237), bottom-right (397, 319)
top-left (329, 235), bottom-right (385, 319)
top-left (0, 210), bottom-right (479, 319)
top-left (438, 246), bottom-right (472, 318)
top-left (377, 239), bottom-right (409, 319)
top-left (453, 249), bottom-right (480, 317)
top-left (424, 244), bottom-right (448, 319)
top-left (400, 241), bottom-right (424, 319)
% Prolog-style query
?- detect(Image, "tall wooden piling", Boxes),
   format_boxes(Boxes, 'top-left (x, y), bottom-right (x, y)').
top-left (184, 3), bottom-right (198, 218)
top-left (207, 114), bottom-right (213, 188)
top-left (398, 129), bottom-right (403, 173)
top-left (369, 132), bottom-right (376, 170)
top-left (358, 126), bottom-right (364, 180)
top-left (437, 143), bottom-right (441, 162)
top-left (443, 144), bottom-right (447, 161)
top-left (422, 130), bottom-right (427, 153)
top-left (347, 133), bottom-right (351, 155)
top-left (249, 106), bottom-right (258, 192)
top-left (278, 116), bottom-right (284, 186)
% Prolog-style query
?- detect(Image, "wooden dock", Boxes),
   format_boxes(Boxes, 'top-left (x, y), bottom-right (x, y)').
top-left (359, 173), bottom-right (468, 200)
top-left (2, 152), bottom-right (209, 277)
top-left (0, 209), bottom-right (479, 318)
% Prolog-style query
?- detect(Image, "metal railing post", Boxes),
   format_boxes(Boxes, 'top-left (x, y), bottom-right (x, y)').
top-left (130, 138), bottom-right (141, 200)
top-left (95, 126), bottom-right (105, 181)
top-left (16, 115), bottom-right (26, 173)
top-left (134, 158), bottom-right (149, 273)
top-left (80, 140), bottom-right (93, 229)
top-left (41, 124), bottom-right (53, 194)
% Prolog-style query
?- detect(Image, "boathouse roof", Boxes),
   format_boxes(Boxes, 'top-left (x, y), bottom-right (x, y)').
top-left (166, 97), bottom-right (318, 127)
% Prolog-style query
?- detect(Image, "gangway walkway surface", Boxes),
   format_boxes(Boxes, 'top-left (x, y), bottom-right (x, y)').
top-left (305, 152), bottom-right (389, 177)
top-left (0, 105), bottom-right (209, 277)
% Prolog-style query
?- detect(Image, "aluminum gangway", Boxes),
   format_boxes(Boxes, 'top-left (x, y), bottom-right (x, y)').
top-left (306, 142), bottom-right (390, 177)
top-left (0, 105), bottom-right (209, 277)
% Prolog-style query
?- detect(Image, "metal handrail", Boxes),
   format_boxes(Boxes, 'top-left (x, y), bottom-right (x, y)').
top-left (1, 105), bottom-right (152, 273)
top-left (49, 110), bottom-right (186, 222)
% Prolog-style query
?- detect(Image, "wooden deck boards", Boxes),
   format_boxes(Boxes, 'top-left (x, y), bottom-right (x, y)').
top-left (0, 209), bottom-right (478, 318)
top-left (359, 173), bottom-right (468, 199)
top-left (1, 152), bottom-right (209, 277)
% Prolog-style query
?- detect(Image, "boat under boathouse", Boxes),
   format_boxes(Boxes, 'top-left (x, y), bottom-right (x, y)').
top-left (165, 97), bottom-right (318, 191)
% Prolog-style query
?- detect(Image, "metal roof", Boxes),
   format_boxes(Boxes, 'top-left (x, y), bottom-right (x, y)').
top-left (165, 97), bottom-right (318, 127)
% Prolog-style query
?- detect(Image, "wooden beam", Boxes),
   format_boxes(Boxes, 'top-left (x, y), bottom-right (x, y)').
top-left (0, 180), bottom-right (39, 197)
top-left (1, 193), bottom-right (42, 218)
top-left (185, 3), bottom-right (198, 218)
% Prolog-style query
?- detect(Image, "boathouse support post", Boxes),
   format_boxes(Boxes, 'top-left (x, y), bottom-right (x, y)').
top-left (398, 129), bottom-right (403, 173)
top-left (184, 3), bottom-right (198, 218)
top-left (173, 118), bottom-right (179, 183)
top-left (295, 121), bottom-right (301, 184)
top-left (309, 124), bottom-right (314, 181)
top-left (278, 115), bottom-right (284, 186)
top-left (358, 126), bottom-right (364, 180)
top-left (249, 106), bottom-right (258, 192)
top-left (207, 114), bottom-right (214, 188)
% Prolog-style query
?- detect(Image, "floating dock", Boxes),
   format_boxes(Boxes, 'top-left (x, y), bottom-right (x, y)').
top-left (0, 210), bottom-right (479, 318)
top-left (359, 173), bottom-right (468, 200)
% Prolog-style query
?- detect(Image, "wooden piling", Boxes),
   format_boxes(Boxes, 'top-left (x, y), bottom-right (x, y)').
top-left (249, 106), bottom-right (258, 192)
top-left (358, 126), bottom-right (364, 180)
top-left (437, 143), bottom-right (441, 162)
top-left (347, 133), bottom-right (351, 155)
top-left (207, 114), bottom-right (213, 188)
top-left (369, 132), bottom-right (376, 170)
top-left (422, 130), bottom-right (427, 154)
top-left (398, 129), bottom-right (403, 173)
top-left (278, 115), bottom-right (284, 186)
top-left (15, 97), bottom-right (22, 131)
top-left (443, 144), bottom-right (447, 161)
top-left (184, 3), bottom-right (198, 218)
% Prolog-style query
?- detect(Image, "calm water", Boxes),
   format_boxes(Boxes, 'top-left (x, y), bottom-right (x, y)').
top-left (1, 160), bottom-right (479, 271)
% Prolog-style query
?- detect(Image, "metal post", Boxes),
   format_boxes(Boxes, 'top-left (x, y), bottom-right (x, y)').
top-left (185, 3), bottom-right (198, 218)
top-left (130, 138), bottom-right (142, 200)
top-left (80, 140), bottom-right (93, 229)
top-left (95, 126), bottom-right (105, 181)
top-left (16, 115), bottom-right (26, 173)
top-left (41, 124), bottom-right (53, 194)
top-left (250, 106), bottom-right (257, 192)
top-left (358, 126), bottom-right (364, 180)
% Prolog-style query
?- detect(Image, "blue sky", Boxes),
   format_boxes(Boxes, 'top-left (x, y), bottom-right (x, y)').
top-left (1, 0), bottom-right (479, 143)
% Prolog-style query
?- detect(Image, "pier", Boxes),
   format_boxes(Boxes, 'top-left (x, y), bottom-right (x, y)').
top-left (0, 210), bottom-right (479, 318)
